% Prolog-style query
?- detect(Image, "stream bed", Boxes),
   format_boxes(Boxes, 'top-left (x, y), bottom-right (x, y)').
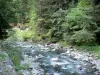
top-left (8, 42), bottom-right (100, 75)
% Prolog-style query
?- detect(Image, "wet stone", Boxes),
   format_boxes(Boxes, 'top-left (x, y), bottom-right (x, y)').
top-left (13, 42), bottom-right (100, 75)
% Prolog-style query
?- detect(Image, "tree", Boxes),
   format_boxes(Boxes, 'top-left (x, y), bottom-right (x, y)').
top-left (63, 0), bottom-right (97, 45)
top-left (0, 0), bottom-right (13, 39)
top-left (36, 0), bottom-right (71, 42)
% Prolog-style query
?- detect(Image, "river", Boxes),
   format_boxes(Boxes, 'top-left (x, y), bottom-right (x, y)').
top-left (1, 41), bottom-right (100, 75)
top-left (8, 41), bottom-right (98, 75)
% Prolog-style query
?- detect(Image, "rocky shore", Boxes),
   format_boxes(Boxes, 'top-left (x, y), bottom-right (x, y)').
top-left (16, 42), bottom-right (100, 75)
top-left (42, 43), bottom-right (100, 72)
top-left (0, 41), bottom-right (100, 75)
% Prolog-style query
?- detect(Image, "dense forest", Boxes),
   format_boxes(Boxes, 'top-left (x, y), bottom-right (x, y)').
top-left (0, 0), bottom-right (100, 45)
top-left (1, 0), bottom-right (100, 75)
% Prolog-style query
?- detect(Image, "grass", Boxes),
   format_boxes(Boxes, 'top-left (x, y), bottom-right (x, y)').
top-left (15, 28), bottom-right (33, 41)
top-left (16, 64), bottom-right (29, 71)
top-left (59, 41), bottom-right (100, 59)
top-left (0, 52), bottom-right (7, 61)
top-left (8, 27), bottom-right (35, 41)
top-left (75, 45), bottom-right (100, 58)
top-left (1, 41), bottom-right (22, 70)
top-left (1, 40), bottom-right (30, 75)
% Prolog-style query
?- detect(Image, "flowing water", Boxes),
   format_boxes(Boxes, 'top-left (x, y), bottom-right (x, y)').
top-left (14, 42), bottom-right (99, 75)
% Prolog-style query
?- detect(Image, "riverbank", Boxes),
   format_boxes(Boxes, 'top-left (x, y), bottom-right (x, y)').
top-left (0, 41), bottom-right (100, 75)
top-left (0, 51), bottom-right (18, 75)
top-left (34, 42), bottom-right (100, 72)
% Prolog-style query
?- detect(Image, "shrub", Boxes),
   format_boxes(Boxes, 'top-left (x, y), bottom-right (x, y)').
top-left (1, 41), bottom-right (22, 68)
top-left (63, 2), bottom-right (97, 45)
top-left (71, 29), bottom-right (95, 45)
top-left (8, 27), bottom-right (34, 41)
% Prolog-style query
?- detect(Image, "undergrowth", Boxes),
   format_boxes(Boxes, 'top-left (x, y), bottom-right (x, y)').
top-left (75, 45), bottom-right (100, 59)
top-left (1, 41), bottom-right (22, 71)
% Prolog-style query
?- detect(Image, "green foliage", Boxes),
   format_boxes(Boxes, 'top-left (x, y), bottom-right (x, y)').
top-left (59, 41), bottom-right (68, 47)
top-left (1, 0), bottom-right (100, 46)
top-left (36, 0), bottom-right (71, 42)
top-left (35, 0), bottom-right (99, 45)
top-left (14, 28), bottom-right (34, 41)
top-left (0, 0), bottom-right (37, 39)
top-left (0, 0), bottom-right (17, 39)
top-left (71, 30), bottom-right (95, 45)
top-left (0, 52), bottom-right (7, 61)
top-left (0, 0), bottom-right (16, 22)
top-left (77, 0), bottom-right (92, 8)
top-left (50, 9), bottom-right (66, 42)
top-left (0, 15), bottom-right (11, 39)
top-left (16, 64), bottom-right (29, 71)
top-left (13, 0), bottom-right (36, 23)
top-left (1, 41), bottom-right (22, 67)
top-left (12, 55), bottom-right (20, 67)
top-left (75, 45), bottom-right (100, 58)
top-left (63, 0), bottom-right (97, 45)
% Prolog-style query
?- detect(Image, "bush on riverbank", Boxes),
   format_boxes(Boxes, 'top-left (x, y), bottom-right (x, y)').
top-left (8, 27), bottom-right (35, 41)
top-left (1, 41), bottom-right (22, 70)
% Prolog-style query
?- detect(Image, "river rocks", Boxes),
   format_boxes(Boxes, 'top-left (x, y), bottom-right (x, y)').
top-left (91, 59), bottom-right (100, 71)
top-left (62, 47), bottom-right (94, 61)
top-left (20, 53), bottom-right (45, 75)
top-left (10, 41), bottom-right (100, 75)
top-left (0, 51), bottom-right (18, 75)
top-left (51, 58), bottom-right (58, 62)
